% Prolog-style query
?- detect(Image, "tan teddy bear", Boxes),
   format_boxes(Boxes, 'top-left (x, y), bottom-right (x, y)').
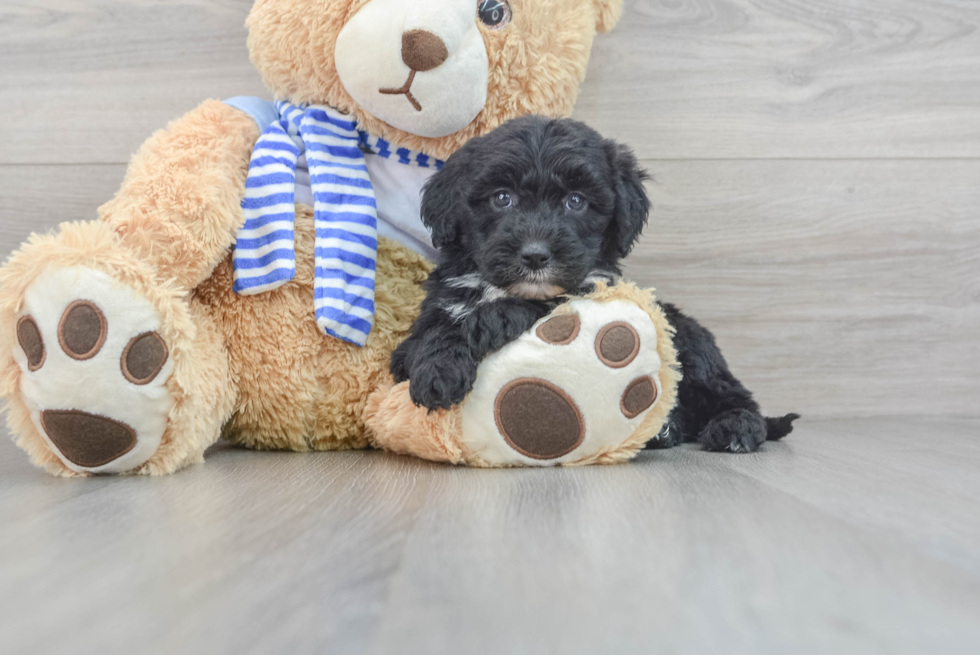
top-left (0, 0), bottom-right (678, 476)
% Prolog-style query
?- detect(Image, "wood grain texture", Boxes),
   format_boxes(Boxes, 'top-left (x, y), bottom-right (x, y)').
top-left (576, 0), bottom-right (980, 158)
top-left (0, 0), bottom-right (266, 165)
top-left (0, 165), bottom-right (126, 247)
top-left (2, 1), bottom-right (980, 163)
top-left (1, 419), bottom-right (979, 654)
top-left (626, 158), bottom-right (980, 418)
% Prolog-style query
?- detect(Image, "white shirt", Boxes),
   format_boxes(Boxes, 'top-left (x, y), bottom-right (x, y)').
top-left (294, 152), bottom-right (438, 261)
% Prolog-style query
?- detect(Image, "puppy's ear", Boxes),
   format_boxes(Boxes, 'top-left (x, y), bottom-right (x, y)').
top-left (603, 140), bottom-right (650, 258)
top-left (420, 143), bottom-right (475, 249)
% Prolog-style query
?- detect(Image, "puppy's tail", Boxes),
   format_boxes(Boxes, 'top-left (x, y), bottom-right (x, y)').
top-left (765, 413), bottom-right (800, 441)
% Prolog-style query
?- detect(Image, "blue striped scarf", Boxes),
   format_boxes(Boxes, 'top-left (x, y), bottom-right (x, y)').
top-left (232, 102), bottom-right (443, 347)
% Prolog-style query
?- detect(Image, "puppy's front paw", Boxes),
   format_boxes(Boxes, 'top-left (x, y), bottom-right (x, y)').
top-left (389, 342), bottom-right (413, 384)
top-left (409, 358), bottom-right (478, 411)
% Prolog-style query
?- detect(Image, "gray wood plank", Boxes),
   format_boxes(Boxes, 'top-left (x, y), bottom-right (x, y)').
top-left (1, 419), bottom-right (980, 654)
top-left (0, 0), bottom-right (267, 165)
top-left (0, 165), bottom-right (125, 249)
top-left (0, 444), bottom-right (433, 655)
top-left (714, 417), bottom-right (980, 576)
top-left (626, 158), bottom-right (980, 418)
top-left (2, 0), bottom-right (980, 163)
top-left (370, 427), bottom-right (980, 655)
top-left (576, 0), bottom-right (980, 158)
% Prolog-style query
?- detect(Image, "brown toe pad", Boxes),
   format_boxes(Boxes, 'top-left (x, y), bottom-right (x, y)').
top-left (17, 315), bottom-right (46, 371)
top-left (40, 410), bottom-right (137, 468)
top-left (122, 332), bottom-right (169, 385)
top-left (58, 300), bottom-right (107, 360)
top-left (494, 378), bottom-right (585, 460)
top-left (535, 313), bottom-right (580, 345)
top-left (595, 321), bottom-right (640, 368)
top-left (621, 376), bottom-right (658, 419)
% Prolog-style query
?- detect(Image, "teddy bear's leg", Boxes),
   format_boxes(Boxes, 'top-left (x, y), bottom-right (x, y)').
top-left (0, 101), bottom-right (255, 476)
top-left (0, 222), bottom-right (238, 476)
top-left (364, 376), bottom-right (466, 464)
top-left (365, 282), bottom-right (682, 467)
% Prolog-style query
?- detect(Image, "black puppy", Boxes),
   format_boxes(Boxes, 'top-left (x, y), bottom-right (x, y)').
top-left (391, 116), bottom-right (797, 453)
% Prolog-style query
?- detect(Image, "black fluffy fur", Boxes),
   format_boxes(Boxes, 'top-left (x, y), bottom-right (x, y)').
top-left (651, 303), bottom-right (800, 452)
top-left (391, 115), bottom-right (798, 452)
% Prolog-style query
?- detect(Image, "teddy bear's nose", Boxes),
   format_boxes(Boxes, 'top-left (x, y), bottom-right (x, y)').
top-left (401, 29), bottom-right (449, 72)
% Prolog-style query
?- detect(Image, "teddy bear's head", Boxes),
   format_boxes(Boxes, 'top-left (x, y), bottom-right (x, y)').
top-left (246, 0), bottom-right (623, 160)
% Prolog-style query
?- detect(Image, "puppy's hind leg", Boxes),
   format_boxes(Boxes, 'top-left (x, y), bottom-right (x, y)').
top-left (699, 408), bottom-right (768, 453)
top-left (673, 372), bottom-right (773, 453)
top-left (765, 413), bottom-right (801, 441)
top-left (700, 409), bottom-right (801, 452)
top-left (657, 302), bottom-right (798, 453)
top-left (646, 410), bottom-right (690, 449)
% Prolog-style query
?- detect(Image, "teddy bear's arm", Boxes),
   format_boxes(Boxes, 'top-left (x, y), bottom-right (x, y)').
top-left (96, 100), bottom-right (261, 290)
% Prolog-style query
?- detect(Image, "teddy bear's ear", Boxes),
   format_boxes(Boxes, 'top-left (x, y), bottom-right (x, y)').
top-left (593, 0), bottom-right (625, 33)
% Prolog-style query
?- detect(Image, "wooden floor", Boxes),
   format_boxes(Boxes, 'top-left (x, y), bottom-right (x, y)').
top-left (1, 419), bottom-right (979, 654)
top-left (1, 1), bottom-right (979, 653)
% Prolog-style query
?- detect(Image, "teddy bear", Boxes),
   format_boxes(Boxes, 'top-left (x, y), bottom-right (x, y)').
top-left (0, 0), bottom-right (679, 476)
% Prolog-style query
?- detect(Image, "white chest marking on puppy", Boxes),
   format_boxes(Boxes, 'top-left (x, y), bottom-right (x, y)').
top-left (445, 273), bottom-right (484, 289)
top-left (481, 284), bottom-right (509, 302)
top-left (437, 273), bottom-right (511, 323)
top-left (437, 300), bottom-right (476, 323)
top-left (438, 269), bottom-right (609, 322)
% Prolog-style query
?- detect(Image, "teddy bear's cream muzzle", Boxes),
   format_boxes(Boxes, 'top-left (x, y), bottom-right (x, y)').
top-left (335, 0), bottom-right (489, 138)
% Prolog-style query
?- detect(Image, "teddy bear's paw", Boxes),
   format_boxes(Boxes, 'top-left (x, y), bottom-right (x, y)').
top-left (13, 266), bottom-right (174, 474)
top-left (460, 299), bottom-right (666, 466)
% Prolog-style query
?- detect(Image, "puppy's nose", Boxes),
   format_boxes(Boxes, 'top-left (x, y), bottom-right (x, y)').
top-left (401, 30), bottom-right (449, 72)
top-left (520, 243), bottom-right (552, 271)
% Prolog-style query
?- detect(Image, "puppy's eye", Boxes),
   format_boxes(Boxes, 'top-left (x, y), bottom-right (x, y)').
top-left (478, 0), bottom-right (512, 30)
top-left (492, 190), bottom-right (513, 209)
top-left (566, 193), bottom-right (588, 212)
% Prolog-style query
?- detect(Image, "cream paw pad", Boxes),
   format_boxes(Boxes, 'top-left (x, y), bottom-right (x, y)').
top-left (459, 287), bottom-right (680, 467)
top-left (13, 266), bottom-right (175, 475)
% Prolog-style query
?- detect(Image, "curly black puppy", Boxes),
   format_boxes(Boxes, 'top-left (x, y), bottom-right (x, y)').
top-left (391, 115), bottom-right (798, 452)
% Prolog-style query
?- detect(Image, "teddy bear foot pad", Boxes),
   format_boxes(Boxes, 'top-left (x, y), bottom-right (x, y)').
top-left (461, 298), bottom-right (665, 466)
top-left (366, 287), bottom-right (678, 468)
top-left (14, 267), bottom-right (174, 474)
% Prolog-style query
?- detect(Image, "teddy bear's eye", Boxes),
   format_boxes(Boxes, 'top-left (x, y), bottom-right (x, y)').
top-left (478, 0), bottom-right (512, 30)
